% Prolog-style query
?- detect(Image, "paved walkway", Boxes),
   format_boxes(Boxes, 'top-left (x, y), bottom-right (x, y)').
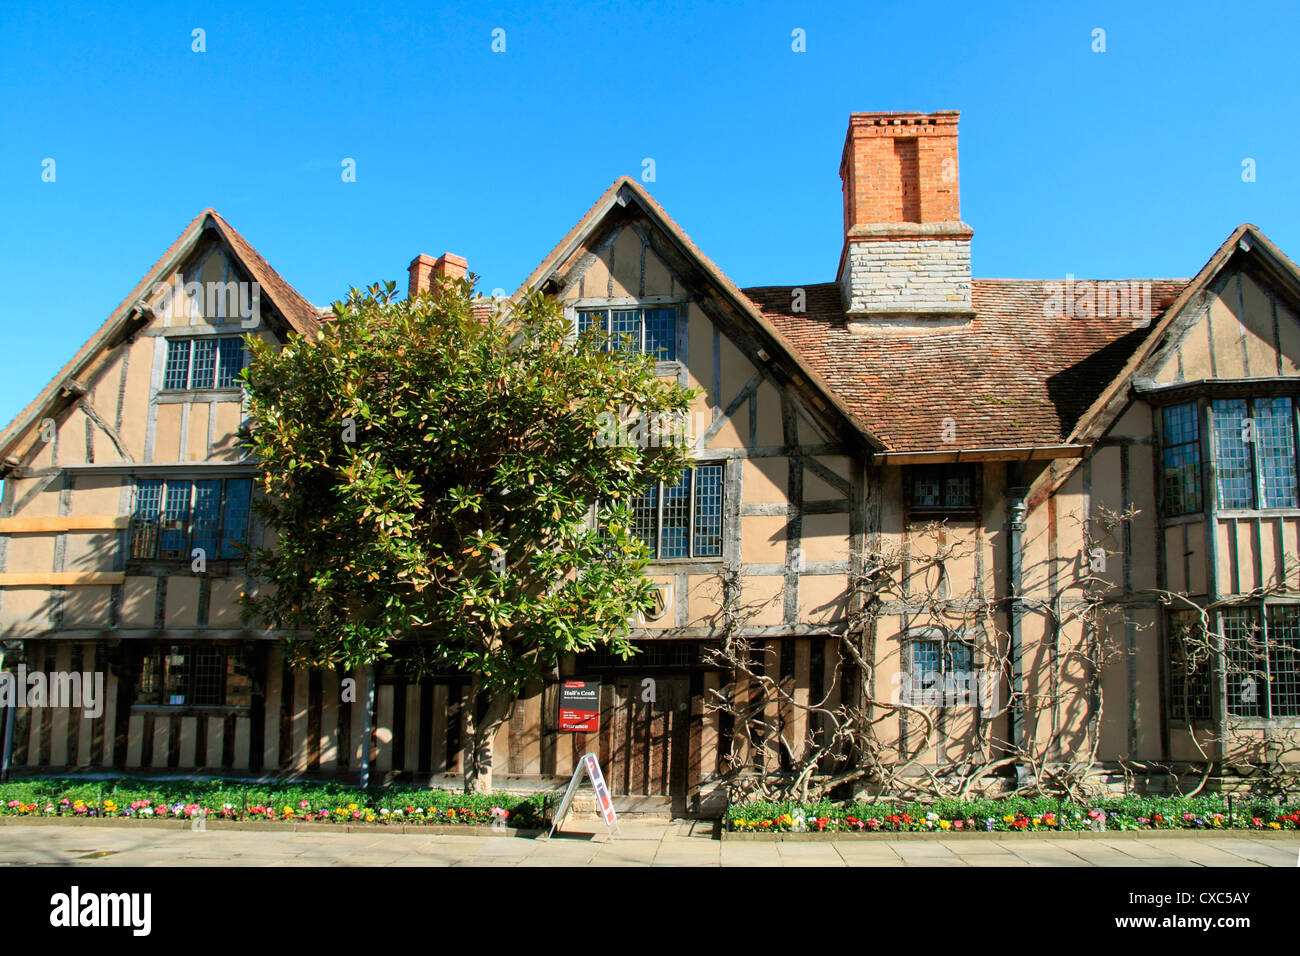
top-left (0, 821), bottom-right (1296, 866)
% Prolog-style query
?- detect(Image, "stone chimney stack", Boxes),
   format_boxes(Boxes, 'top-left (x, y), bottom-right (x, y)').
top-left (837, 111), bottom-right (974, 325)
top-left (408, 252), bottom-right (469, 298)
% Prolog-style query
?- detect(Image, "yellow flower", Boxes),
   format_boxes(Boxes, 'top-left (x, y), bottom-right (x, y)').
top-left (348, 803), bottom-right (357, 810)
top-left (939, 820), bottom-right (951, 830)
top-left (1270, 821), bottom-right (1282, 830)
top-left (1003, 814), bottom-right (1014, 823)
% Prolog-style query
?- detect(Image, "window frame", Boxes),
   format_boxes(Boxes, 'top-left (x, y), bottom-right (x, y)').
top-left (574, 306), bottom-right (679, 363)
top-left (901, 629), bottom-right (983, 709)
top-left (1160, 401), bottom-right (1203, 516)
top-left (134, 643), bottom-right (253, 711)
top-left (1154, 392), bottom-right (1300, 516)
top-left (906, 463), bottom-right (980, 517)
top-left (628, 464), bottom-right (725, 561)
top-left (1166, 609), bottom-right (1215, 722)
top-left (1218, 602), bottom-right (1300, 721)
top-left (160, 334), bottom-right (248, 392)
top-left (129, 477), bottom-right (253, 562)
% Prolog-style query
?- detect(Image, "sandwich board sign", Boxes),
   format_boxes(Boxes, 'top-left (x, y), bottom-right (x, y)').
top-left (548, 752), bottom-right (620, 839)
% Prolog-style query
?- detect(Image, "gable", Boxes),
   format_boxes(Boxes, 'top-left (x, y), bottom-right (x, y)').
top-left (520, 177), bottom-right (881, 456)
top-left (1147, 263), bottom-right (1300, 385)
top-left (550, 213), bottom-right (850, 457)
top-left (0, 211), bottom-right (317, 471)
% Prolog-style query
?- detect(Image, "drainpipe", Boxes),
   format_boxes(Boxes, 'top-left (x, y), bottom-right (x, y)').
top-left (359, 664), bottom-right (375, 789)
top-left (1006, 477), bottom-right (1029, 789)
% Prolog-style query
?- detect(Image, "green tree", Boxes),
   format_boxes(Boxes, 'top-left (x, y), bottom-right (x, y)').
top-left (241, 276), bottom-right (695, 792)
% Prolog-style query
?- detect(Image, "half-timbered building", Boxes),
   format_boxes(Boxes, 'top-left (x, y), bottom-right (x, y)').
top-left (3, 110), bottom-right (1299, 812)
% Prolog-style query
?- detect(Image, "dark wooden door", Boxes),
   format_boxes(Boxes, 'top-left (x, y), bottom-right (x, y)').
top-left (605, 675), bottom-right (689, 810)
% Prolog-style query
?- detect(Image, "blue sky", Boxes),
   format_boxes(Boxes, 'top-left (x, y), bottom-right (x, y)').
top-left (1, 1), bottom-right (1297, 423)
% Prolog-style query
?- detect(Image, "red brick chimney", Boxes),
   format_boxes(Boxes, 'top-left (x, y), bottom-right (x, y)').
top-left (408, 252), bottom-right (469, 298)
top-left (837, 111), bottom-right (973, 323)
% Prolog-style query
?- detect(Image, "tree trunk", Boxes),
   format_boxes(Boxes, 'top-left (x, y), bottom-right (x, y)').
top-left (463, 678), bottom-right (515, 794)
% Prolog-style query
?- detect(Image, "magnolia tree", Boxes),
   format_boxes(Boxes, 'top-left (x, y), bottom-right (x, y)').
top-left (241, 277), bottom-right (695, 792)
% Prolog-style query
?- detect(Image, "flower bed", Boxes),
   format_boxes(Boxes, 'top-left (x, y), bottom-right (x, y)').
top-left (726, 796), bottom-right (1300, 834)
top-left (0, 779), bottom-right (554, 829)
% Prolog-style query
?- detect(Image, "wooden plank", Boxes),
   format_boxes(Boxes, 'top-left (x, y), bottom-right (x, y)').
top-left (307, 668), bottom-right (322, 772)
top-left (320, 668), bottom-right (338, 771)
top-left (49, 643), bottom-right (71, 765)
top-left (375, 685), bottom-right (394, 773)
top-left (206, 714), bottom-right (224, 768)
top-left (262, 646), bottom-right (282, 769)
top-left (403, 681), bottom-right (420, 774)
top-left (0, 515), bottom-right (130, 533)
top-left (430, 683), bottom-right (447, 775)
top-left (0, 572), bottom-right (126, 587)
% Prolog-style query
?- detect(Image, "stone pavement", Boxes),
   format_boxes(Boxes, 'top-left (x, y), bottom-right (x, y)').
top-left (0, 820), bottom-right (1296, 866)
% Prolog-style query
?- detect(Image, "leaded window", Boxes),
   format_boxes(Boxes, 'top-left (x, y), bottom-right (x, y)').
top-left (136, 644), bottom-right (252, 708)
top-left (1220, 605), bottom-right (1300, 718)
top-left (1211, 396), bottom-right (1298, 510)
top-left (1161, 402), bottom-right (1202, 515)
top-left (904, 632), bottom-right (979, 707)
top-left (629, 465), bottom-right (723, 559)
top-left (161, 336), bottom-right (247, 391)
top-left (576, 308), bottom-right (677, 361)
top-left (910, 464), bottom-right (978, 513)
top-left (131, 478), bottom-right (253, 560)
top-left (1167, 609), bottom-right (1213, 720)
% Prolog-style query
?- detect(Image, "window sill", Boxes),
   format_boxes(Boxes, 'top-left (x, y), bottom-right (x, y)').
top-left (155, 387), bottom-right (244, 404)
top-left (131, 704), bottom-right (251, 715)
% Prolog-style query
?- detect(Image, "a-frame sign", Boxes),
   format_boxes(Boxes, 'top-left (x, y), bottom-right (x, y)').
top-left (547, 752), bottom-right (621, 839)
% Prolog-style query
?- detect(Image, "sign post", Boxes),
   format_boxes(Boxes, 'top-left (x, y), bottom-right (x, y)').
top-left (547, 752), bottom-right (621, 839)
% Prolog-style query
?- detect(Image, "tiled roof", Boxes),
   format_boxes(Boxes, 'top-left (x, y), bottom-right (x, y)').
top-left (208, 210), bottom-right (321, 336)
top-left (743, 278), bottom-right (1187, 452)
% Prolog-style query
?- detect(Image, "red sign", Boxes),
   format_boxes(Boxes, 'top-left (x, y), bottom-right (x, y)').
top-left (559, 679), bottom-right (599, 732)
